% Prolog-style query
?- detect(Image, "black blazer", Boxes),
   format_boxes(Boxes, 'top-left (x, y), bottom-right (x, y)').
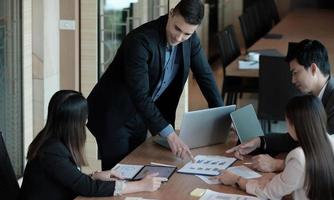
top-left (0, 131), bottom-right (20, 200)
top-left (87, 15), bottom-right (223, 138)
top-left (19, 139), bottom-right (115, 200)
top-left (263, 77), bottom-right (334, 153)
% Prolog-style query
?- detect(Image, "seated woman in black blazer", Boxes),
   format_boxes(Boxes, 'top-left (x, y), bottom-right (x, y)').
top-left (20, 90), bottom-right (166, 200)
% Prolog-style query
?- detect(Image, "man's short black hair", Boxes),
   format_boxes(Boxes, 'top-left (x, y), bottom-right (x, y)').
top-left (285, 39), bottom-right (330, 76)
top-left (174, 0), bottom-right (204, 25)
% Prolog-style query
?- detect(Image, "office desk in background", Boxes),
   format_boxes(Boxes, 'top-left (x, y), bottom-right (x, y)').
top-left (76, 133), bottom-right (267, 200)
top-left (226, 8), bottom-right (334, 78)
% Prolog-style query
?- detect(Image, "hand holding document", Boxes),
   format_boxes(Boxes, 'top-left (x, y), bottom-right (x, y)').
top-left (227, 165), bottom-right (261, 179)
top-left (197, 165), bottom-right (261, 184)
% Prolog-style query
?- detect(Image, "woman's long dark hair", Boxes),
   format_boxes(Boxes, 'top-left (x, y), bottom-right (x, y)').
top-left (27, 90), bottom-right (88, 166)
top-left (286, 95), bottom-right (334, 200)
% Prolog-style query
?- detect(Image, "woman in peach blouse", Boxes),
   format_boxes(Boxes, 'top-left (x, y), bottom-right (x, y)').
top-left (215, 95), bottom-right (334, 200)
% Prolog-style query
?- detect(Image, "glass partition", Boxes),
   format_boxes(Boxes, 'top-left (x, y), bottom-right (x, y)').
top-left (98, 0), bottom-right (169, 77)
top-left (0, 0), bottom-right (23, 177)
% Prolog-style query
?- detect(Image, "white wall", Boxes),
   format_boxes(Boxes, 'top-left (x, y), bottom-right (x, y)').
top-left (32, 0), bottom-right (60, 136)
top-left (81, 0), bottom-right (100, 171)
top-left (23, 0), bottom-right (33, 164)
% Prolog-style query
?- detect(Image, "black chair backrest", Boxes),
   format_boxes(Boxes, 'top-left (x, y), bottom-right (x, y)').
top-left (239, 13), bottom-right (257, 48)
top-left (258, 55), bottom-right (301, 121)
top-left (256, 1), bottom-right (273, 34)
top-left (0, 131), bottom-right (20, 200)
top-left (216, 25), bottom-right (241, 72)
top-left (241, 0), bottom-right (280, 45)
top-left (245, 5), bottom-right (263, 39)
top-left (266, 0), bottom-right (280, 24)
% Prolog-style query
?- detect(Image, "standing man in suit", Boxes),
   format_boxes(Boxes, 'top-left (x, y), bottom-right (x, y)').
top-left (227, 39), bottom-right (334, 172)
top-left (87, 0), bottom-right (223, 170)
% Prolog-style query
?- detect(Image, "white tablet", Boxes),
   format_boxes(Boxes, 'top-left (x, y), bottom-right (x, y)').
top-left (230, 104), bottom-right (264, 143)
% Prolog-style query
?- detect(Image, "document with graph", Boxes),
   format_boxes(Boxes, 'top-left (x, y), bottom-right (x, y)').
top-left (178, 155), bottom-right (236, 176)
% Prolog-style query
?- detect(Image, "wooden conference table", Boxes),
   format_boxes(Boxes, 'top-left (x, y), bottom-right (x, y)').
top-left (226, 8), bottom-right (334, 78)
top-left (77, 133), bottom-right (267, 200)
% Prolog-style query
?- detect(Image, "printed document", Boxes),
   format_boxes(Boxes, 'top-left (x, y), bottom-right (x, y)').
top-left (178, 155), bottom-right (236, 176)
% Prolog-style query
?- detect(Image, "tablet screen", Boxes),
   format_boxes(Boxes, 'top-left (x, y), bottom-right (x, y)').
top-left (230, 104), bottom-right (264, 143)
top-left (132, 165), bottom-right (176, 181)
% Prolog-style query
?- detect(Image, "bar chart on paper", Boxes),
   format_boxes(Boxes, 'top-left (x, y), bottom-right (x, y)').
top-left (178, 155), bottom-right (236, 176)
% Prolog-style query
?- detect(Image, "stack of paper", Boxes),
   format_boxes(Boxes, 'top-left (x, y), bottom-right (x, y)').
top-left (238, 60), bottom-right (259, 69)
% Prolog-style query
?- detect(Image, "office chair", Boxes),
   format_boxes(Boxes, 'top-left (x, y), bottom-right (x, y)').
top-left (257, 1), bottom-right (274, 34)
top-left (239, 12), bottom-right (257, 49)
top-left (216, 25), bottom-right (258, 105)
top-left (265, 0), bottom-right (280, 25)
top-left (0, 131), bottom-right (20, 200)
top-left (258, 55), bottom-right (301, 132)
top-left (245, 5), bottom-right (266, 40)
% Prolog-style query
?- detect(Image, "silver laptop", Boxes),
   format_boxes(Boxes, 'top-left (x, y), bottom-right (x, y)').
top-left (230, 104), bottom-right (264, 143)
top-left (154, 105), bottom-right (236, 149)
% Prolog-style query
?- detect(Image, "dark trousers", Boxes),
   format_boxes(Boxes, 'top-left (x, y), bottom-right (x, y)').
top-left (97, 113), bottom-right (147, 170)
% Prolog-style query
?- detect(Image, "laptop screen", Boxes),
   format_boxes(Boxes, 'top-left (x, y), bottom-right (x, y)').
top-left (154, 105), bottom-right (236, 149)
top-left (179, 105), bottom-right (236, 148)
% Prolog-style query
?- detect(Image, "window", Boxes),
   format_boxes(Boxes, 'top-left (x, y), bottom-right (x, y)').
top-left (0, 0), bottom-right (23, 177)
top-left (98, 0), bottom-right (170, 77)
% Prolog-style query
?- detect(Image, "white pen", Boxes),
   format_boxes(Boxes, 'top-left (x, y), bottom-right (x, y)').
top-left (243, 162), bottom-right (253, 165)
top-left (150, 162), bottom-right (176, 168)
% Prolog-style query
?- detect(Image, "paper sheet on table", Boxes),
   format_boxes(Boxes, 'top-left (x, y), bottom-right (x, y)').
top-left (196, 175), bottom-right (220, 184)
top-left (200, 189), bottom-right (260, 200)
top-left (112, 164), bottom-right (143, 179)
top-left (227, 165), bottom-right (262, 179)
top-left (178, 155), bottom-right (236, 176)
top-left (238, 60), bottom-right (259, 69)
top-left (196, 165), bottom-right (260, 185)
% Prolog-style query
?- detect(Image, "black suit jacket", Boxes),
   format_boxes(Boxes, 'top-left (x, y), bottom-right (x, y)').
top-left (19, 139), bottom-right (115, 200)
top-left (87, 15), bottom-right (223, 138)
top-left (263, 77), bottom-right (334, 153)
